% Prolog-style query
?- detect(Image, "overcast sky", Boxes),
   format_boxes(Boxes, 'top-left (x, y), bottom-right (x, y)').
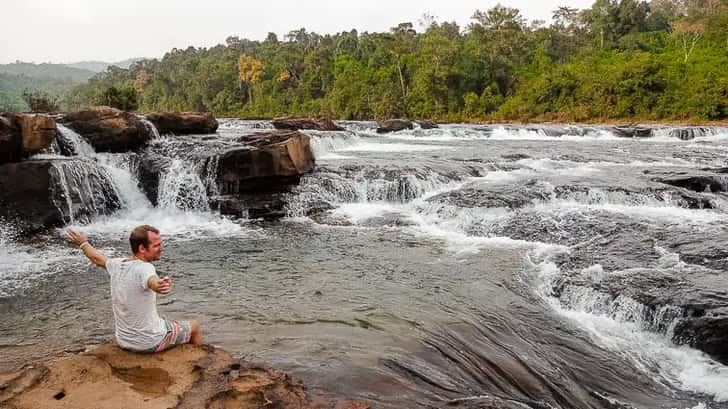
top-left (2, 0), bottom-right (595, 64)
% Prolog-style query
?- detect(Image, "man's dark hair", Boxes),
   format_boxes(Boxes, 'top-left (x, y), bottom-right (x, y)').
top-left (129, 225), bottom-right (160, 254)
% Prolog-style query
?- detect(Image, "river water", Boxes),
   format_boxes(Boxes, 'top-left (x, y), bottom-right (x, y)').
top-left (2, 121), bottom-right (728, 408)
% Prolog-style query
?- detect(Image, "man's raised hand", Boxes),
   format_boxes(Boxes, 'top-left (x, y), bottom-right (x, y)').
top-left (66, 228), bottom-right (88, 247)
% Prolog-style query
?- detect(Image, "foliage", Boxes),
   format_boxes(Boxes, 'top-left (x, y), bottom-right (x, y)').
top-left (21, 90), bottom-right (60, 112)
top-left (97, 85), bottom-right (138, 110)
top-left (66, 0), bottom-right (728, 121)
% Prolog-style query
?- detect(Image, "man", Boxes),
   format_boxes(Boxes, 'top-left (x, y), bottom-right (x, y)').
top-left (66, 225), bottom-right (203, 353)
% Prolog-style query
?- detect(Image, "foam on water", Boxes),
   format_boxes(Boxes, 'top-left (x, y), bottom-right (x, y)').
top-left (69, 207), bottom-right (249, 241)
top-left (0, 224), bottom-right (76, 298)
top-left (533, 260), bottom-right (728, 402)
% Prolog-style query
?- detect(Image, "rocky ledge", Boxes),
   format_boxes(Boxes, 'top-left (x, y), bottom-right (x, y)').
top-left (271, 117), bottom-right (344, 131)
top-left (145, 112), bottom-right (219, 135)
top-left (0, 343), bottom-right (367, 409)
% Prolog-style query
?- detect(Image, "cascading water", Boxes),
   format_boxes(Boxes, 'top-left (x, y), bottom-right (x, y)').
top-left (7, 120), bottom-right (728, 409)
top-left (56, 124), bottom-right (96, 157)
top-left (139, 117), bottom-right (161, 139)
top-left (157, 159), bottom-right (211, 211)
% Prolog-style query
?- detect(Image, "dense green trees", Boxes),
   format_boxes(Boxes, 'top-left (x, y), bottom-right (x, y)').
top-left (66, 0), bottom-right (728, 121)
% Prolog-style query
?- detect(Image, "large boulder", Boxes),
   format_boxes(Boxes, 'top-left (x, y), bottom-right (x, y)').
top-left (60, 107), bottom-right (153, 153)
top-left (271, 116), bottom-right (344, 131)
top-left (376, 119), bottom-right (414, 134)
top-left (207, 130), bottom-right (315, 219)
top-left (216, 130), bottom-right (315, 194)
top-left (145, 111), bottom-right (218, 135)
top-left (17, 114), bottom-right (57, 153)
top-left (0, 343), bottom-right (368, 409)
top-left (0, 113), bottom-right (57, 164)
top-left (0, 159), bottom-right (121, 234)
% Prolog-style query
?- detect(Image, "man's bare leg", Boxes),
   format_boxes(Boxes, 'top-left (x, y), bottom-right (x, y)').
top-left (189, 320), bottom-right (203, 345)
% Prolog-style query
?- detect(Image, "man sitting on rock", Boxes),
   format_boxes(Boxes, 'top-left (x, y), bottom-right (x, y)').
top-left (66, 225), bottom-right (203, 353)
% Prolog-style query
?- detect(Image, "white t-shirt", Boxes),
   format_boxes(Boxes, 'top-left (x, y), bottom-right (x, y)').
top-left (104, 258), bottom-right (166, 351)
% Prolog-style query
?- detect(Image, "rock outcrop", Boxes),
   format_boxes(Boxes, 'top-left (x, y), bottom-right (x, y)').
top-left (60, 107), bottom-right (153, 152)
top-left (376, 119), bottom-right (414, 134)
top-left (658, 172), bottom-right (728, 193)
top-left (610, 125), bottom-right (653, 138)
top-left (668, 127), bottom-right (714, 141)
top-left (211, 130), bottom-right (315, 219)
top-left (0, 343), bottom-right (368, 409)
top-left (216, 130), bottom-right (315, 194)
top-left (271, 117), bottom-right (344, 131)
top-left (0, 114), bottom-right (57, 164)
top-left (145, 112), bottom-right (218, 135)
top-left (415, 120), bottom-right (439, 130)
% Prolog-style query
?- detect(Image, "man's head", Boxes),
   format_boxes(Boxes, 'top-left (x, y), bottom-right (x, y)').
top-left (129, 225), bottom-right (162, 262)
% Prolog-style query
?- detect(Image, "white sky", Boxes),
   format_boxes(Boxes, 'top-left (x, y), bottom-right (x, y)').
top-left (1, 0), bottom-right (595, 64)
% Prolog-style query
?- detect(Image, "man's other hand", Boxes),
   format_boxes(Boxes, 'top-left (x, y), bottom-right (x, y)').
top-left (149, 276), bottom-right (172, 294)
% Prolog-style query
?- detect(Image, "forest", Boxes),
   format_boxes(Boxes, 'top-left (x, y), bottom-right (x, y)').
top-left (10, 0), bottom-right (728, 122)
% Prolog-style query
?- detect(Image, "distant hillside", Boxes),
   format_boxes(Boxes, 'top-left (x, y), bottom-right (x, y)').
top-left (66, 58), bottom-right (144, 73)
top-left (0, 62), bottom-right (95, 82)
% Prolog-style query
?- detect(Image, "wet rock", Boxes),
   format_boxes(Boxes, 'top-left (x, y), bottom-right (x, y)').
top-left (216, 130), bottom-right (315, 194)
top-left (137, 153), bottom-right (172, 205)
top-left (610, 126), bottom-right (653, 138)
top-left (60, 106), bottom-right (153, 152)
top-left (0, 114), bottom-right (22, 163)
top-left (271, 117), bottom-right (344, 131)
top-left (0, 343), bottom-right (363, 409)
top-left (376, 119), bottom-right (414, 134)
top-left (658, 173), bottom-right (728, 193)
top-left (668, 127), bottom-right (714, 141)
top-left (0, 159), bottom-right (121, 234)
top-left (416, 120), bottom-right (439, 130)
top-left (212, 193), bottom-right (289, 220)
top-left (145, 111), bottom-right (218, 135)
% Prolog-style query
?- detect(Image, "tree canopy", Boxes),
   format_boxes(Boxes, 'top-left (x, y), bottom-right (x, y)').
top-left (59, 0), bottom-right (728, 121)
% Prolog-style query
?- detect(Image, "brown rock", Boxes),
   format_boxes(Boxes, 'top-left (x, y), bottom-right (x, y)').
top-left (17, 114), bottom-right (57, 152)
top-left (272, 117), bottom-right (344, 131)
top-left (61, 106), bottom-right (153, 152)
top-left (216, 130), bottom-right (315, 195)
top-left (416, 120), bottom-right (439, 130)
top-left (145, 112), bottom-right (219, 135)
top-left (0, 343), bottom-right (362, 409)
top-left (376, 119), bottom-right (414, 134)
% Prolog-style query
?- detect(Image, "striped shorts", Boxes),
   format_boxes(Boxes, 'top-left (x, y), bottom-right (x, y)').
top-left (146, 319), bottom-right (192, 353)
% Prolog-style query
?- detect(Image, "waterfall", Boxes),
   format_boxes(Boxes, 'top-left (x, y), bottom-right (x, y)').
top-left (56, 124), bottom-right (96, 157)
top-left (139, 117), bottom-right (161, 139)
top-left (49, 159), bottom-right (123, 224)
top-left (157, 159), bottom-right (211, 211)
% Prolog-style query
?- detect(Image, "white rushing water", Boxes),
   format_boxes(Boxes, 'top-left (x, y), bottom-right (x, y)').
top-left (532, 258), bottom-right (728, 402)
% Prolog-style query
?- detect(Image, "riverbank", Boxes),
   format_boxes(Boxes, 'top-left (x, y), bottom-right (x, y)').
top-left (0, 343), bottom-right (368, 409)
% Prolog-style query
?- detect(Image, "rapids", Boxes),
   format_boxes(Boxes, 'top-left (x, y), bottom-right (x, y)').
top-left (2, 121), bottom-right (728, 408)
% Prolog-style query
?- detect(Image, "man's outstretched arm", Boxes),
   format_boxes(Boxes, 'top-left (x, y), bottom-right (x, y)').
top-left (66, 228), bottom-right (108, 267)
